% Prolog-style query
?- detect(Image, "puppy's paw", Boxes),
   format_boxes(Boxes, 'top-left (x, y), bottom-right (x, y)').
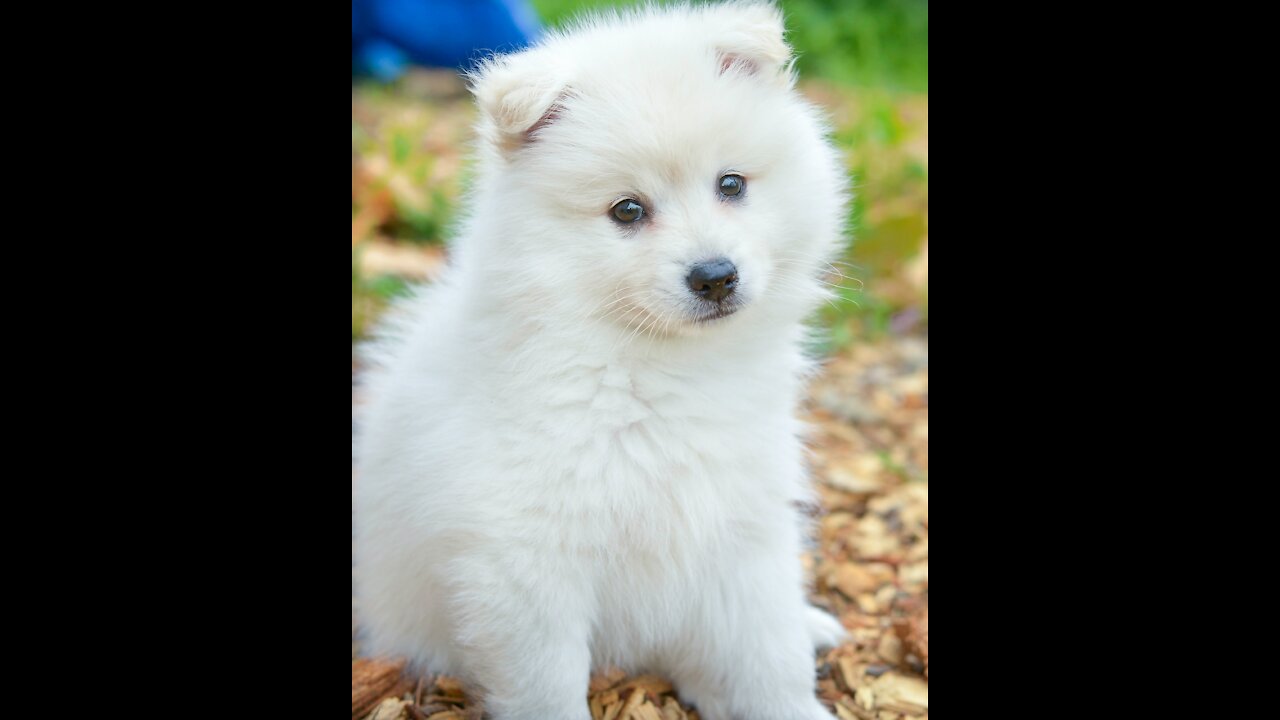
top-left (805, 606), bottom-right (848, 650)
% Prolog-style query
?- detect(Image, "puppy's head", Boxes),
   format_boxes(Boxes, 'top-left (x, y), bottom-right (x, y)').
top-left (466, 2), bottom-right (847, 337)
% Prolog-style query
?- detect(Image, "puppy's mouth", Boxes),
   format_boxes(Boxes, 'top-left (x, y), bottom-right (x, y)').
top-left (692, 302), bottom-right (741, 323)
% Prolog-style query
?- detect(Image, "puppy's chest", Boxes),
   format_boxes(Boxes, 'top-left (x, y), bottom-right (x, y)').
top-left (533, 362), bottom-right (792, 481)
top-left (501, 362), bottom-right (802, 550)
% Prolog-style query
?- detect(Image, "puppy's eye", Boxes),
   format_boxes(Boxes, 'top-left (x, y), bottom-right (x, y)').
top-left (611, 199), bottom-right (645, 224)
top-left (718, 173), bottom-right (745, 198)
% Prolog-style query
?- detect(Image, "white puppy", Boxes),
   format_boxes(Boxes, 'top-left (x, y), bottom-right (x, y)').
top-left (355, 3), bottom-right (849, 718)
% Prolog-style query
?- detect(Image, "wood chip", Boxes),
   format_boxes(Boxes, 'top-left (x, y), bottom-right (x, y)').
top-left (855, 685), bottom-right (876, 711)
top-left (870, 672), bottom-right (927, 712)
top-left (818, 677), bottom-right (844, 703)
top-left (433, 677), bottom-right (466, 699)
top-left (630, 701), bottom-right (665, 720)
top-left (617, 675), bottom-right (674, 697)
top-left (616, 687), bottom-right (647, 720)
top-left (893, 603), bottom-right (928, 678)
top-left (837, 697), bottom-right (878, 720)
top-left (353, 658), bottom-right (414, 720)
top-left (661, 697), bottom-right (688, 720)
top-left (833, 563), bottom-right (883, 597)
top-left (367, 697), bottom-right (407, 720)
top-left (838, 656), bottom-right (861, 693)
top-left (877, 633), bottom-right (904, 665)
top-left (590, 667), bottom-right (628, 693)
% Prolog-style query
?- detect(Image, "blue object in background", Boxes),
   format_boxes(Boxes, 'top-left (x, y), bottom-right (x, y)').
top-left (353, 0), bottom-right (541, 80)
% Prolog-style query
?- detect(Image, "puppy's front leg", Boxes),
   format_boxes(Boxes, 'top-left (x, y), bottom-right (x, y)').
top-left (449, 559), bottom-right (594, 720)
top-left (672, 551), bottom-right (833, 720)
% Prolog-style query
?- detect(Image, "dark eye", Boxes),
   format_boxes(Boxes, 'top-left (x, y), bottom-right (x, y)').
top-left (611, 198), bottom-right (645, 224)
top-left (719, 173), bottom-right (745, 198)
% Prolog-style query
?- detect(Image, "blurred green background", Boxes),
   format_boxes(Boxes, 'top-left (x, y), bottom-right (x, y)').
top-left (352, 0), bottom-right (928, 350)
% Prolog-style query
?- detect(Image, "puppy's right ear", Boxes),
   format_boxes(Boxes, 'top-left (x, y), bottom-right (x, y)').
top-left (469, 52), bottom-right (568, 155)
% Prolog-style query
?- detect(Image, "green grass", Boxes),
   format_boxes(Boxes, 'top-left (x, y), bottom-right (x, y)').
top-left (530, 0), bottom-right (928, 91)
top-left (351, 90), bottom-right (468, 247)
top-left (818, 85), bottom-right (928, 345)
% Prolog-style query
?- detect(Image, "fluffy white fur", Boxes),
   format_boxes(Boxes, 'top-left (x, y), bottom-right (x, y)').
top-left (355, 3), bottom-right (849, 718)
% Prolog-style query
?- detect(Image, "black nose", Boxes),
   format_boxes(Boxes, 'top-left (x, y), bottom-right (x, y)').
top-left (686, 258), bottom-right (738, 302)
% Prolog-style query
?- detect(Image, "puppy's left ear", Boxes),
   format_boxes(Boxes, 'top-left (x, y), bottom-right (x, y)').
top-left (469, 50), bottom-right (569, 154)
top-left (711, 2), bottom-right (794, 87)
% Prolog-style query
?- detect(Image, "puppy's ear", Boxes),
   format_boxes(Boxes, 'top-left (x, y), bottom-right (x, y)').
top-left (711, 2), bottom-right (794, 86)
top-left (469, 51), bottom-right (568, 154)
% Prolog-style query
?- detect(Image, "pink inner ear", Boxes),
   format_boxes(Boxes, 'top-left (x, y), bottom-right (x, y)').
top-left (524, 90), bottom-right (573, 142)
top-left (525, 104), bottom-right (561, 139)
top-left (719, 53), bottom-right (759, 76)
